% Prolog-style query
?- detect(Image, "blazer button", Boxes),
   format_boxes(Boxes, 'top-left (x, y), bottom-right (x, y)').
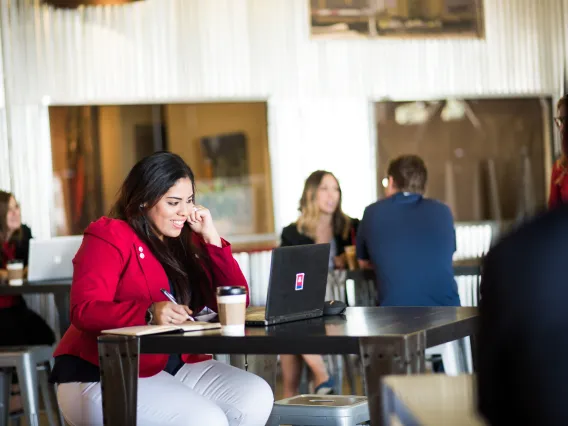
top-left (139, 246), bottom-right (143, 252)
top-left (140, 253), bottom-right (145, 259)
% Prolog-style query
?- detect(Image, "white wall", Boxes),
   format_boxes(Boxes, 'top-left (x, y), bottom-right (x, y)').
top-left (0, 0), bottom-right (567, 237)
top-left (268, 97), bottom-right (376, 228)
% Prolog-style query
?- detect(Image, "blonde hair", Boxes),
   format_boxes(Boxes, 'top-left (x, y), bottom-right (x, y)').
top-left (296, 171), bottom-right (351, 240)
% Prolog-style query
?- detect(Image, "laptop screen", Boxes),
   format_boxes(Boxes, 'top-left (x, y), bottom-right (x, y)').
top-left (28, 236), bottom-right (84, 281)
top-left (265, 243), bottom-right (330, 320)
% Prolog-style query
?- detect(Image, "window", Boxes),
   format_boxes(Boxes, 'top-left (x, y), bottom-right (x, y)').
top-left (375, 98), bottom-right (549, 221)
top-left (49, 102), bottom-right (274, 239)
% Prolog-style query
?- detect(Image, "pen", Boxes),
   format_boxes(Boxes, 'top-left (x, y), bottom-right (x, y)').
top-left (160, 288), bottom-right (195, 321)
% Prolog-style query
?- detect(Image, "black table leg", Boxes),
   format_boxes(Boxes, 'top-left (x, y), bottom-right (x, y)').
top-left (52, 292), bottom-right (70, 337)
top-left (98, 335), bottom-right (139, 426)
top-left (359, 332), bottom-right (426, 426)
top-left (0, 368), bottom-right (12, 426)
top-left (470, 331), bottom-right (479, 372)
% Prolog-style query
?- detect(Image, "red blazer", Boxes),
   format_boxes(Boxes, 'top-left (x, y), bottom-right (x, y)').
top-left (549, 161), bottom-right (568, 209)
top-left (53, 217), bottom-right (249, 378)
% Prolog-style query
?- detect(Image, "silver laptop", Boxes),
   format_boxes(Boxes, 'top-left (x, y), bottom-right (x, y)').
top-left (27, 236), bottom-right (84, 282)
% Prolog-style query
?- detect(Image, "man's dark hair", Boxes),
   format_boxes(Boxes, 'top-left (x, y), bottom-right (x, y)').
top-left (387, 155), bottom-right (428, 194)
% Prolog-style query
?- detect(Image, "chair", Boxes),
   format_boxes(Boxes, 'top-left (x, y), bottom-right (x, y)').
top-left (0, 346), bottom-right (64, 426)
top-left (425, 339), bottom-right (470, 376)
top-left (267, 394), bottom-right (370, 426)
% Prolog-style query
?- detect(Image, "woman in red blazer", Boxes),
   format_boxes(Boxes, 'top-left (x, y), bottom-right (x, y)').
top-left (51, 152), bottom-right (273, 426)
top-left (549, 97), bottom-right (566, 209)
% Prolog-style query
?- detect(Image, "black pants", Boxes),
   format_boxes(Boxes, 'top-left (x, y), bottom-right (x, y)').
top-left (0, 298), bottom-right (55, 347)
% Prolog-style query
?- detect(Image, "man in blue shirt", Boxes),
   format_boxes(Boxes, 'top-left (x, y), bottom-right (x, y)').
top-left (357, 155), bottom-right (460, 307)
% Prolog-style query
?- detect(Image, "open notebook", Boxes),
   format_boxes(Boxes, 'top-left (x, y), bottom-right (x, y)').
top-left (102, 321), bottom-right (221, 336)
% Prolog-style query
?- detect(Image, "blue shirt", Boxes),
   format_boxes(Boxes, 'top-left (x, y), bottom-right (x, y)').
top-left (356, 192), bottom-right (460, 307)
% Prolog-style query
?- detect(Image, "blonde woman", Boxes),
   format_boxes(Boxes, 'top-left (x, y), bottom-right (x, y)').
top-left (279, 170), bottom-right (358, 397)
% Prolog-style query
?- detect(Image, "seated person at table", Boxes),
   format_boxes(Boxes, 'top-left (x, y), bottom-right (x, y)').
top-left (548, 96), bottom-right (566, 209)
top-left (280, 170), bottom-right (359, 397)
top-left (50, 152), bottom-right (274, 426)
top-left (0, 190), bottom-right (55, 346)
top-left (356, 155), bottom-right (460, 307)
top-left (0, 191), bottom-right (56, 415)
top-left (478, 203), bottom-right (568, 425)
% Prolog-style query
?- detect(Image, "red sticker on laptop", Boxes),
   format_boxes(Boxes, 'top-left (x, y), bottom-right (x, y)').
top-left (295, 273), bottom-right (305, 291)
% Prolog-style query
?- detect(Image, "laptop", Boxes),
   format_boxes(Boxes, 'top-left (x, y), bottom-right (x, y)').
top-left (27, 236), bottom-right (84, 282)
top-left (245, 243), bottom-right (330, 326)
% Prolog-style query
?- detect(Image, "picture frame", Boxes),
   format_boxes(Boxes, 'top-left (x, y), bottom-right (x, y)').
top-left (309, 0), bottom-right (485, 40)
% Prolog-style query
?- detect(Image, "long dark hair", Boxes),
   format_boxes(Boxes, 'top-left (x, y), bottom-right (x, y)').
top-left (110, 152), bottom-right (208, 310)
top-left (0, 190), bottom-right (21, 243)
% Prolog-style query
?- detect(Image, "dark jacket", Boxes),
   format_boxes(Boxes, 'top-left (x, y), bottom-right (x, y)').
top-left (478, 204), bottom-right (568, 426)
top-left (0, 224), bottom-right (54, 347)
top-left (0, 224), bottom-right (32, 268)
top-left (280, 218), bottom-right (359, 256)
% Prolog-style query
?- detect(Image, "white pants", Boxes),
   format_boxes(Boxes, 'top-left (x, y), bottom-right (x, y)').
top-left (57, 360), bottom-right (274, 426)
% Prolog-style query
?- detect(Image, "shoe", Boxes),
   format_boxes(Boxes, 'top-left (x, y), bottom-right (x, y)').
top-left (314, 377), bottom-right (335, 395)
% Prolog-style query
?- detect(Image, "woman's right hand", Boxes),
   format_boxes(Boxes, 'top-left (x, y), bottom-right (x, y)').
top-left (151, 301), bottom-right (193, 325)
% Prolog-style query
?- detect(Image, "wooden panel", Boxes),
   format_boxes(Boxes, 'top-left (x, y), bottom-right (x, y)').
top-left (376, 99), bottom-right (546, 221)
top-left (165, 102), bottom-right (274, 235)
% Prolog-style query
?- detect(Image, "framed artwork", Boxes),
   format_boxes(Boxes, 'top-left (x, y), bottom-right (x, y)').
top-left (200, 132), bottom-right (249, 179)
top-left (198, 132), bottom-right (255, 235)
top-left (309, 0), bottom-right (484, 39)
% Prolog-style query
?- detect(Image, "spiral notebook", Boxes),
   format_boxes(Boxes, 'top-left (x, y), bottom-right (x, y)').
top-left (102, 321), bottom-right (221, 336)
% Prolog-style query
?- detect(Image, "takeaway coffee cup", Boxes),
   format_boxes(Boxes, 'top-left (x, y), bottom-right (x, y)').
top-left (7, 259), bottom-right (24, 286)
top-left (216, 286), bottom-right (247, 335)
top-left (344, 245), bottom-right (357, 271)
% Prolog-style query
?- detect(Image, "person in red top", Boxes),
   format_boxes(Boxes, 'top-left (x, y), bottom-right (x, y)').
top-left (548, 97), bottom-right (567, 209)
top-left (0, 191), bottom-right (56, 416)
top-left (0, 190), bottom-right (55, 346)
top-left (51, 152), bottom-right (273, 426)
